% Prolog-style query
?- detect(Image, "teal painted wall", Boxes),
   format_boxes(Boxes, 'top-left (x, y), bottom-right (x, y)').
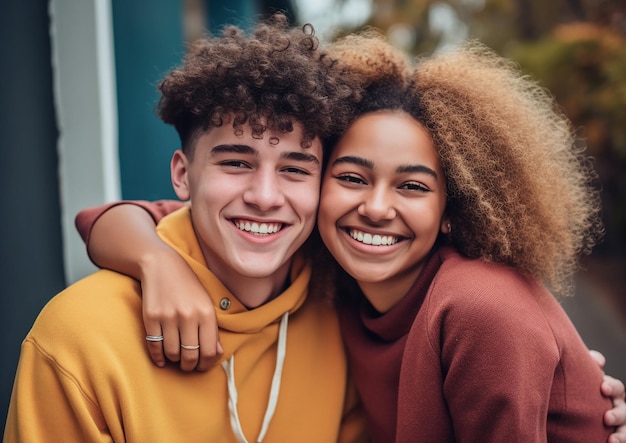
top-left (112, 0), bottom-right (295, 200)
top-left (0, 1), bottom-right (65, 434)
top-left (207, 0), bottom-right (259, 31)
top-left (112, 0), bottom-right (184, 200)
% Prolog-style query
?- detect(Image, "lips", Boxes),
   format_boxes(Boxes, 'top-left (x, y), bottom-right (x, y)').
top-left (348, 228), bottom-right (399, 246)
top-left (234, 219), bottom-right (283, 235)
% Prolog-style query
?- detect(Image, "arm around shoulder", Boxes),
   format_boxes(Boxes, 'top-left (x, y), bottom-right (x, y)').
top-left (74, 199), bottom-right (185, 246)
top-left (74, 200), bottom-right (220, 372)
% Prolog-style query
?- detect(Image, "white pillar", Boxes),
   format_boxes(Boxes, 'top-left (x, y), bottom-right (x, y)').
top-left (49, 0), bottom-right (120, 283)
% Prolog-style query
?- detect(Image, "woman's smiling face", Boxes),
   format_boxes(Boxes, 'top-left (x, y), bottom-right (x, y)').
top-left (318, 111), bottom-right (450, 312)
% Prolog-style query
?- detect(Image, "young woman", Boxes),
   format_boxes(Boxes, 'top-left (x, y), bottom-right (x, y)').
top-left (76, 36), bottom-right (626, 441)
top-left (316, 37), bottom-right (617, 442)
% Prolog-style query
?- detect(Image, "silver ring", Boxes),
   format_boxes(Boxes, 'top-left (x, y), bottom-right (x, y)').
top-left (180, 344), bottom-right (200, 350)
top-left (145, 335), bottom-right (164, 342)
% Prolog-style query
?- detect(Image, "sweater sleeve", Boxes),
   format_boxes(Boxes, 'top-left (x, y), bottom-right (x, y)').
top-left (74, 200), bottom-right (186, 245)
top-left (397, 250), bottom-right (611, 442)
top-left (436, 280), bottom-right (558, 442)
top-left (4, 340), bottom-right (111, 442)
top-left (416, 260), bottom-right (610, 442)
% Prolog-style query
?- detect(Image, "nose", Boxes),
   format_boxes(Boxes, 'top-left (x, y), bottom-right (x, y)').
top-left (242, 167), bottom-right (286, 211)
top-left (357, 186), bottom-right (396, 222)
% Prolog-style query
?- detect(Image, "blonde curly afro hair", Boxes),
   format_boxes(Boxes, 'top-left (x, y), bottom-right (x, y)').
top-left (322, 30), bottom-right (414, 148)
top-left (411, 41), bottom-right (604, 295)
top-left (328, 29), bottom-right (411, 92)
top-left (316, 35), bottom-right (602, 298)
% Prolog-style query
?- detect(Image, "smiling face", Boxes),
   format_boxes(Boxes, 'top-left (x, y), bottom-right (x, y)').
top-left (318, 111), bottom-right (450, 312)
top-left (172, 121), bottom-right (322, 304)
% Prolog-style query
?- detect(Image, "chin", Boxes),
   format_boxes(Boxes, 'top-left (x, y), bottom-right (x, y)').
top-left (237, 267), bottom-right (281, 279)
top-left (235, 259), bottom-right (287, 278)
top-left (343, 267), bottom-right (389, 284)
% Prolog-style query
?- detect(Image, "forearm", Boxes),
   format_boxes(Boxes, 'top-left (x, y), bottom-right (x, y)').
top-left (76, 200), bottom-right (220, 372)
top-left (87, 204), bottom-right (166, 280)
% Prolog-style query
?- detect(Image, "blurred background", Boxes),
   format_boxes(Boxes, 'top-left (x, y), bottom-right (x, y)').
top-left (1, 0), bottom-right (624, 434)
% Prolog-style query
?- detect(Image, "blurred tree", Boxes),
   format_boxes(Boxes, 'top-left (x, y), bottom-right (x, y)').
top-left (511, 23), bottom-right (626, 257)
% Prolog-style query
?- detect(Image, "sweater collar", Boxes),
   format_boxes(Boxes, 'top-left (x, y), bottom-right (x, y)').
top-left (155, 206), bottom-right (310, 333)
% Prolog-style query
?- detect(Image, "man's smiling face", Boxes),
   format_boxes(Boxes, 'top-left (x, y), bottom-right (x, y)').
top-left (171, 121), bottom-right (322, 289)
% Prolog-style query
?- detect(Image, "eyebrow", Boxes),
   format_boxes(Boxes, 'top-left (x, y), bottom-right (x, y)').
top-left (210, 144), bottom-right (255, 155)
top-left (396, 164), bottom-right (439, 180)
top-left (332, 155), bottom-right (439, 179)
top-left (210, 144), bottom-right (320, 165)
top-left (332, 155), bottom-right (373, 169)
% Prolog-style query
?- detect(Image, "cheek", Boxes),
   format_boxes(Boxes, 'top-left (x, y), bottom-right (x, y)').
top-left (289, 183), bottom-right (320, 219)
top-left (194, 174), bottom-right (236, 199)
top-left (318, 185), bottom-right (346, 231)
top-left (301, 197), bottom-right (320, 222)
top-left (406, 204), bottom-right (445, 240)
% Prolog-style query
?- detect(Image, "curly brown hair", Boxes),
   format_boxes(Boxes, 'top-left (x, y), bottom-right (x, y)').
top-left (411, 42), bottom-right (603, 295)
top-left (319, 36), bottom-right (603, 297)
top-left (156, 13), bottom-right (356, 157)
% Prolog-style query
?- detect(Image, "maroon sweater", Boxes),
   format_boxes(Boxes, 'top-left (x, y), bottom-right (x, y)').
top-left (75, 200), bottom-right (186, 245)
top-left (340, 247), bottom-right (613, 442)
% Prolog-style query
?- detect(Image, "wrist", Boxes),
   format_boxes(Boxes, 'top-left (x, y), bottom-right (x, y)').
top-left (136, 242), bottom-right (178, 281)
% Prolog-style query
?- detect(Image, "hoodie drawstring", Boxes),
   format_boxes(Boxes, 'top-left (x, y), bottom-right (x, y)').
top-left (222, 312), bottom-right (289, 443)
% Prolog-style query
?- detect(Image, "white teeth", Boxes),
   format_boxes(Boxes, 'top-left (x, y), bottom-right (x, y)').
top-left (235, 220), bottom-right (281, 235)
top-left (349, 229), bottom-right (398, 246)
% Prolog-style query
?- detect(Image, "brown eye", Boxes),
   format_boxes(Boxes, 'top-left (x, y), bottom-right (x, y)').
top-left (399, 182), bottom-right (430, 192)
top-left (220, 160), bottom-right (250, 169)
top-left (283, 167), bottom-right (309, 176)
top-left (336, 174), bottom-right (365, 185)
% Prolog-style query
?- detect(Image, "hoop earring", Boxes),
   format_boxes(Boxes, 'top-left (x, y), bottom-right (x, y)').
top-left (447, 223), bottom-right (451, 233)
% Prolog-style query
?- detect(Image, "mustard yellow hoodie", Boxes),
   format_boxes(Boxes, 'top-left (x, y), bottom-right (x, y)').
top-left (4, 208), bottom-right (366, 443)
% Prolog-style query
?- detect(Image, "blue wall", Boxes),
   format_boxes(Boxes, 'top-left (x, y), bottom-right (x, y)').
top-left (0, 1), bottom-right (66, 435)
top-left (112, 0), bottom-right (184, 200)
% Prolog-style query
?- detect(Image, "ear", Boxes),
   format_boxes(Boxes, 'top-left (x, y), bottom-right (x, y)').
top-left (171, 149), bottom-right (191, 201)
top-left (440, 215), bottom-right (452, 235)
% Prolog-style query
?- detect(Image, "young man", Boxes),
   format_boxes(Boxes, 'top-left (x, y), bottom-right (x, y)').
top-left (4, 15), bottom-right (366, 443)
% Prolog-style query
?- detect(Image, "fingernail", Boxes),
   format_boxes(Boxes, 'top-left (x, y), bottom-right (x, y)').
top-left (606, 412), bottom-right (615, 425)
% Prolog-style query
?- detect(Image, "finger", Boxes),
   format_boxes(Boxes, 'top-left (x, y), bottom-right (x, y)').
top-left (179, 323), bottom-right (200, 372)
top-left (144, 320), bottom-right (166, 368)
top-left (604, 376), bottom-right (626, 429)
top-left (162, 321), bottom-right (182, 363)
top-left (196, 322), bottom-right (222, 372)
top-left (604, 399), bottom-right (626, 428)
top-left (589, 349), bottom-right (606, 369)
top-left (603, 375), bottom-right (626, 398)
top-left (609, 429), bottom-right (626, 443)
top-left (606, 407), bottom-right (626, 428)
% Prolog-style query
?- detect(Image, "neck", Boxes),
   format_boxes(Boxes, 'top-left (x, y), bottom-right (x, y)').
top-left (230, 271), bottom-right (290, 308)
top-left (358, 281), bottom-right (408, 314)
top-left (356, 264), bottom-right (424, 313)
top-left (209, 258), bottom-right (291, 309)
